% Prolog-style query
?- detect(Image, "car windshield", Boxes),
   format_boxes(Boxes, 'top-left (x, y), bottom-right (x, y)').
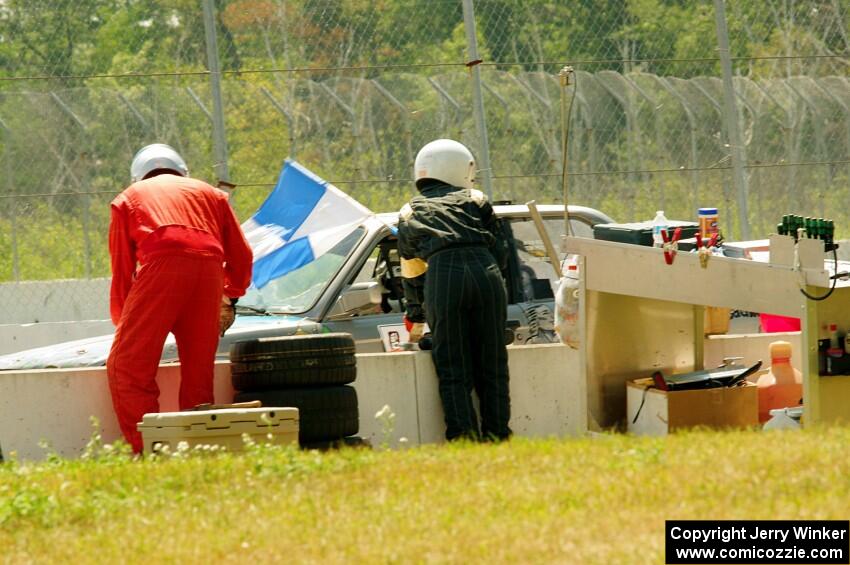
top-left (239, 227), bottom-right (366, 315)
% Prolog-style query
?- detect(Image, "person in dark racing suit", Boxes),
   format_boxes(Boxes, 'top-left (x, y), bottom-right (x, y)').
top-left (397, 139), bottom-right (512, 441)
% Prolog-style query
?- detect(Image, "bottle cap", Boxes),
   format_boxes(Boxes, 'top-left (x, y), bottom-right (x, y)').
top-left (656, 210), bottom-right (664, 215)
top-left (769, 340), bottom-right (793, 360)
top-left (698, 207), bottom-right (718, 215)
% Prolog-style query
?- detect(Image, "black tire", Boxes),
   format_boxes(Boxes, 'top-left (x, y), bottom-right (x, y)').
top-left (231, 357), bottom-right (356, 390)
top-left (234, 386), bottom-right (359, 443)
top-left (230, 333), bottom-right (355, 362)
top-left (230, 333), bottom-right (356, 390)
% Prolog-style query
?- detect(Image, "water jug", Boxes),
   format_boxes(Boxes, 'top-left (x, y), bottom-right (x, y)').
top-left (756, 341), bottom-right (803, 423)
top-left (555, 259), bottom-right (580, 349)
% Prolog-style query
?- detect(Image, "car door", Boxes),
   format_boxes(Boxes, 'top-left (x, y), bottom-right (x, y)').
top-left (322, 228), bottom-right (407, 352)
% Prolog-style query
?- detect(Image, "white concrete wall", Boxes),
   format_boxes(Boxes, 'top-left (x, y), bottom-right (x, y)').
top-left (337, 343), bottom-right (585, 448)
top-left (0, 278), bottom-right (110, 324)
top-left (0, 362), bottom-right (235, 460)
top-left (0, 320), bottom-right (115, 355)
top-left (0, 344), bottom-right (584, 460)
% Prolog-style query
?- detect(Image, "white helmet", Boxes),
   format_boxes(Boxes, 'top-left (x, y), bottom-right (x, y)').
top-left (130, 143), bottom-right (189, 182)
top-left (414, 139), bottom-right (476, 190)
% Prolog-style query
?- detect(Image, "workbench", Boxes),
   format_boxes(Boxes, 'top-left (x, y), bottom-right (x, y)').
top-left (563, 236), bottom-right (850, 431)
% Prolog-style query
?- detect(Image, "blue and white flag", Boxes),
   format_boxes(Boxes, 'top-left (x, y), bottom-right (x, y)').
top-left (242, 160), bottom-right (373, 289)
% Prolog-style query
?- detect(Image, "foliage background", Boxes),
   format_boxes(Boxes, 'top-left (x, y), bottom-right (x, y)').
top-left (0, 0), bottom-right (848, 283)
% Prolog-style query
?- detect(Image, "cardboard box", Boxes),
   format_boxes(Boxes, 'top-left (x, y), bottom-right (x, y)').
top-left (138, 407), bottom-right (299, 453)
top-left (627, 378), bottom-right (758, 436)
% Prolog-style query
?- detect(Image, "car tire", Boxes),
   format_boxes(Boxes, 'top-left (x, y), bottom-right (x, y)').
top-left (234, 386), bottom-right (359, 443)
top-left (230, 333), bottom-right (355, 361)
top-left (230, 333), bottom-right (356, 390)
top-left (231, 357), bottom-right (356, 390)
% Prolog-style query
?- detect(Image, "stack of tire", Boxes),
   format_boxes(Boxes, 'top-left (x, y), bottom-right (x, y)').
top-left (229, 333), bottom-right (360, 449)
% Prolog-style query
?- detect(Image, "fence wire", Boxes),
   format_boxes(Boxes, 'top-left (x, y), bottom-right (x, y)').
top-left (0, 0), bottom-right (848, 322)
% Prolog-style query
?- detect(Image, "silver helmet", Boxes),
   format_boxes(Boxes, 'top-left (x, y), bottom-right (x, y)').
top-left (130, 143), bottom-right (189, 182)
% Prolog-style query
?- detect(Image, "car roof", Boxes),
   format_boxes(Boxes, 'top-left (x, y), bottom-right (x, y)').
top-left (377, 204), bottom-right (607, 226)
top-left (377, 204), bottom-right (569, 224)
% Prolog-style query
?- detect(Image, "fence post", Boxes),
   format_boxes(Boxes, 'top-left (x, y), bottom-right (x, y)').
top-left (202, 0), bottom-right (231, 185)
top-left (0, 120), bottom-right (20, 281)
top-left (49, 92), bottom-right (92, 279)
top-left (462, 0), bottom-right (494, 200)
top-left (713, 0), bottom-right (751, 239)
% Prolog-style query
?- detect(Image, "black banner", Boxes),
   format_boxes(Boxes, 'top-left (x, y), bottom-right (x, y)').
top-left (666, 520), bottom-right (849, 564)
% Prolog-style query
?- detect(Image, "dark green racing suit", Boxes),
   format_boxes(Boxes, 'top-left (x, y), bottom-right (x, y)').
top-left (397, 179), bottom-right (512, 441)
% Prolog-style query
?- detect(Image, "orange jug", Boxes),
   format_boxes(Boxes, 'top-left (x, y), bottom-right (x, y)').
top-left (756, 341), bottom-right (803, 423)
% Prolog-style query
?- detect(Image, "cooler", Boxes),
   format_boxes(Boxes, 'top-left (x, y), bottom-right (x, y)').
top-left (137, 407), bottom-right (299, 454)
top-left (593, 220), bottom-right (699, 246)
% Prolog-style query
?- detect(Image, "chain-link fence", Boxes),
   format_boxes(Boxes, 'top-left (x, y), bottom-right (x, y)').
top-left (0, 0), bottom-right (848, 322)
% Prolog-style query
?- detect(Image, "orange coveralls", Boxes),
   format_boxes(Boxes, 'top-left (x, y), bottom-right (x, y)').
top-left (107, 174), bottom-right (253, 453)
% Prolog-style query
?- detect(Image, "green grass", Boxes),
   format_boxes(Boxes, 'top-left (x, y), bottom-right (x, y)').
top-left (2, 428), bottom-right (850, 564)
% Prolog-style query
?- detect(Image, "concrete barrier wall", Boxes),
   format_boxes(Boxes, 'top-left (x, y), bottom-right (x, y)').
top-left (0, 363), bottom-right (235, 460)
top-left (0, 278), bottom-right (110, 324)
top-left (355, 344), bottom-right (584, 448)
top-left (0, 320), bottom-right (115, 355)
top-left (0, 344), bottom-right (584, 460)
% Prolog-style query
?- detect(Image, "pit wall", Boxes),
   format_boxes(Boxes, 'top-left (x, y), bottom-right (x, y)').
top-left (0, 334), bottom-right (805, 459)
top-left (0, 344), bottom-right (583, 460)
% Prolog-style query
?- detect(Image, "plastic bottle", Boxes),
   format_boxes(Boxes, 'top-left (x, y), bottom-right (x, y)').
top-left (555, 260), bottom-right (580, 349)
top-left (651, 210), bottom-right (669, 248)
top-left (756, 341), bottom-right (803, 423)
top-left (763, 407), bottom-right (802, 431)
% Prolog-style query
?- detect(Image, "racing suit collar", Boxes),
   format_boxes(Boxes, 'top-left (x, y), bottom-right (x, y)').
top-left (417, 179), bottom-right (460, 197)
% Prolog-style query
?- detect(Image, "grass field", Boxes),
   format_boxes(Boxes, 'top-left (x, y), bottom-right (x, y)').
top-left (2, 428), bottom-right (849, 564)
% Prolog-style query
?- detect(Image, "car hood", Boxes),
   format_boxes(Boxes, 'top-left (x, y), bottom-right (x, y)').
top-left (0, 315), bottom-right (321, 371)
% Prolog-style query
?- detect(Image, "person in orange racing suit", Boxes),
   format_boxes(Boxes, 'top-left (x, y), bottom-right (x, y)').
top-left (107, 144), bottom-right (253, 453)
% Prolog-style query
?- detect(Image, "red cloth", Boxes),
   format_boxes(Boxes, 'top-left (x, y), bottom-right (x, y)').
top-left (106, 174), bottom-right (253, 453)
top-left (107, 255), bottom-right (223, 453)
top-left (108, 174), bottom-right (253, 326)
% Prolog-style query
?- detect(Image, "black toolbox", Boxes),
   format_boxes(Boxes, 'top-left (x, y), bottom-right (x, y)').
top-left (593, 220), bottom-right (699, 247)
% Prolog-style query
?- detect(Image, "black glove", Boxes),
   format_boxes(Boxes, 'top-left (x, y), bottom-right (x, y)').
top-left (405, 304), bottom-right (426, 324)
top-left (418, 333), bottom-right (433, 350)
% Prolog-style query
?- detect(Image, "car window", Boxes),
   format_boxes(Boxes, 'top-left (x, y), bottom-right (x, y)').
top-left (240, 227), bottom-right (366, 315)
top-left (348, 235), bottom-right (405, 315)
top-left (510, 217), bottom-right (590, 301)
